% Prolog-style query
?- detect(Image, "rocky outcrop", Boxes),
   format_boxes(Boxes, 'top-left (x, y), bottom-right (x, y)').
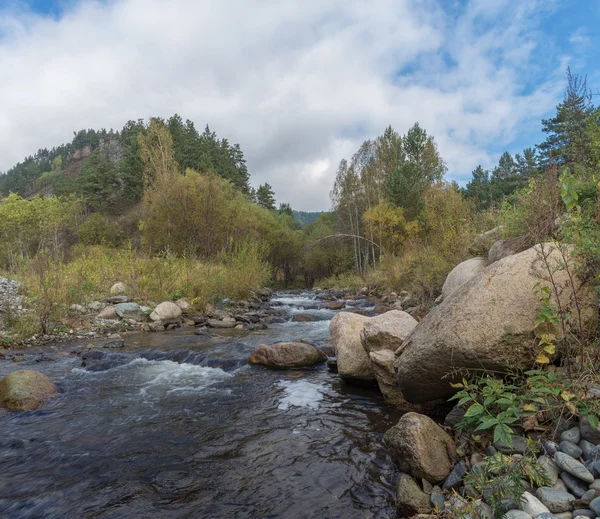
top-left (488, 236), bottom-right (530, 264)
top-left (0, 370), bottom-right (58, 411)
top-left (150, 302), bottom-right (183, 322)
top-left (384, 412), bottom-right (458, 484)
top-left (441, 257), bottom-right (486, 300)
top-left (396, 243), bottom-right (598, 403)
top-left (361, 310), bottom-right (418, 355)
top-left (329, 312), bottom-right (374, 384)
top-left (248, 342), bottom-right (326, 368)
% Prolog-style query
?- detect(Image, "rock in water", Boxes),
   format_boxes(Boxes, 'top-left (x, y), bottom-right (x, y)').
top-left (329, 312), bottom-right (374, 384)
top-left (360, 310), bottom-right (418, 355)
top-left (248, 342), bottom-right (326, 368)
top-left (395, 473), bottom-right (430, 516)
top-left (150, 302), bottom-right (182, 322)
top-left (0, 370), bottom-right (58, 411)
top-left (384, 412), bottom-right (458, 484)
top-left (396, 244), bottom-right (598, 403)
top-left (441, 256), bottom-right (486, 300)
top-left (291, 314), bottom-right (314, 322)
top-left (369, 350), bottom-right (412, 408)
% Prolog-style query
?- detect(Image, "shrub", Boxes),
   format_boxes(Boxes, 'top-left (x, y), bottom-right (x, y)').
top-left (77, 213), bottom-right (125, 247)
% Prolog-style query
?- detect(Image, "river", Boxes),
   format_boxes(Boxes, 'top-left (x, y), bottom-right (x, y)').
top-left (0, 292), bottom-right (402, 518)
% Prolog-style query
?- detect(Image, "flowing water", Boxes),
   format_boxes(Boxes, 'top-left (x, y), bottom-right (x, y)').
top-left (0, 292), bottom-right (402, 519)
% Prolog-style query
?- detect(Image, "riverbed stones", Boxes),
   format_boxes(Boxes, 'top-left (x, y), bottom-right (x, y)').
top-left (329, 312), bottom-right (374, 384)
top-left (114, 302), bottom-right (147, 322)
top-left (555, 453), bottom-right (595, 483)
top-left (291, 314), bottom-right (314, 322)
top-left (327, 301), bottom-right (345, 310)
top-left (561, 427), bottom-right (582, 444)
top-left (0, 370), bottom-right (58, 411)
top-left (536, 488), bottom-right (576, 513)
top-left (396, 244), bottom-right (598, 403)
top-left (110, 282), bottom-right (127, 295)
top-left (174, 298), bottom-right (191, 312)
top-left (150, 302), bottom-right (182, 322)
top-left (538, 456), bottom-right (561, 486)
top-left (560, 472), bottom-right (589, 498)
top-left (580, 417), bottom-right (600, 444)
top-left (520, 491), bottom-right (551, 517)
top-left (441, 256), bottom-right (486, 300)
top-left (207, 318), bottom-right (236, 328)
top-left (248, 342), bottom-right (326, 368)
top-left (384, 412), bottom-right (458, 484)
top-left (504, 511), bottom-right (533, 519)
top-left (560, 441), bottom-right (583, 459)
top-left (97, 305), bottom-right (118, 320)
top-left (442, 460), bottom-right (466, 491)
top-left (360, 310), bottom-right (418, 355)
top-left (395, 473), bottom-right (430, 516)
top-left (589, 496), bottom-right (600, 516)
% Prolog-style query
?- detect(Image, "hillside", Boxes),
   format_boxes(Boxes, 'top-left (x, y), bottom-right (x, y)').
top-left (292, 210), bottom-right (326, 227)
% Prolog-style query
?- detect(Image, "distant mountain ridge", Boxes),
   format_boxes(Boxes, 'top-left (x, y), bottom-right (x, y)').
top-left (293, 210), bottom-right (326, 227)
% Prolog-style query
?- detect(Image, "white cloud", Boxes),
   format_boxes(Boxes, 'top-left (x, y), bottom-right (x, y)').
top-left (0, 0), bottom-right (571, 210)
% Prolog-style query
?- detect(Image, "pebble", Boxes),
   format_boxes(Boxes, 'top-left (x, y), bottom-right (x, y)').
top-left (536, 514), bottom-right (566, 519)
top-left (580, 489), bottom-right (596, 501)
top-left (546, 442), bottom-right (561, 456)
top-left (572, 511), bottom-right (595, 519)
top-left (589, 496), bottom-right (600, 516)
top-left (442, 460), bottom-right (466, 491)
top-left (589, 479), bottom-right (600, 490)
top-left (562, 428), bottom-right (582, 445)
top-left (560, 441), bottom-right (584, 459)
top-left (579, 440), bottom-right (596, 461)
top-left (555, 453), bottom-right (595, 483)
top-left (485, 445), bottom-right (497, 457)
top-left (560, 472), bottom-right (589, 498)
top-left (536, 488), bottom-right (576, 513)
top-left (538, 455), bottom-right (561, 486)
top-left (520, 492), bottom-right (550, 517)
top-left (554, 513), bottom-right (573, 519)
top-left (503, 512), bottom-right (532, 519)
top-left (554, 480), bottom-right (569, 492)
top-left (430, 492), bottom-right (444, 511)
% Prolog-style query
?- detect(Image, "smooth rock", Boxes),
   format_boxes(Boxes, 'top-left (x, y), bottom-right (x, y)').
top-left (442, 460), bottom-right (467, 491)
top-left (441, 256), bottom-right (486, 300)
top-left (97, 306), bottom-right (118, 320)
top-left (150, 302), bottom-right (182, 322)
top-left (174, 298), bottom-right (191, 312)
top-left (562, 428), bottom-right (582, 445)
top-left (247, 342), bottom-right (326, 369)
top-left (329, 312), bottom-right (374, 383)
top-left (430, 492), bottom-right (445, 511)
top-left (555, 512), bottom-right (572, 519)
top-left (0, 370), bottom-right (58, 411)
top-left (555, 453), bottom-right (594, 484)
top-left (538, 456), bottom-right (560, 486)
top-left (580, 417), bottom-right (600, 445)
top-left (360, 310), bottom-right (418, 355)
top-left (207, 318), bottom-right (237, 329)
top-left (572, 510), bottom-right (595, 518)
top-left (560, 472), bottom-right (589, 498)
top-left (546, 442), bottom-right (561, 456)
top-left (579, 440), bottom-right (596, 461)
top-left (535, 488), bottom-right (575, 513)
top-left (589, 496), bottom-right (600, 516)
top-left (504, 511), bottom-right (532, 519)
top-left (114, 302), bottom-right (146, 322)
top-left (495, 435), bottom-right (528, 455)
top-left (384, 412), bottom-right (458, 484)
top-left (395, 473), bottom-right (430, 516)
top-left (553, 480), bottom-right (569, 492)
top-left (110, 282), bottom-right (127, 295)
top-left (560, 441), bottom-right (584, 459)
top-left (520, 491), bottom-right (550, 517)
top-left (589, 479), bottom-right (600, 490)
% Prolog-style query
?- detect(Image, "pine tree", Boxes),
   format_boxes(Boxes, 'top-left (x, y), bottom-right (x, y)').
top-left (256, 183), bottom-right (276, 211)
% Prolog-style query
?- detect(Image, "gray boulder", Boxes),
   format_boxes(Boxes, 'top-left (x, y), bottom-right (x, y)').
top-left (114, 302), bottom-right (147, 322)
top-left (248, 342), bottom-right (326, 368)
top-left (395, 473), bottom-right (430, 517)
top-left (329, 312), bottom-right (374, 384)
top-left (441, 256), bottom-right (486, 300)
top-left (150, 302), bottom-right (182, 322)
top-left (360, 310), bottom-right (418, 355)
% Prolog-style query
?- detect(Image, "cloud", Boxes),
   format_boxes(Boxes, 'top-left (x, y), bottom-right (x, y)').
top-left (0, 0), bottom-right (574, 210)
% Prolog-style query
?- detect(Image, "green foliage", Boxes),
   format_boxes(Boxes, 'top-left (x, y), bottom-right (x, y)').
top-left (256, 183), bottom-right (276, 211)
top-left (77, 213), bottom-right (124, 247)
top-left (77, 150), bottom-right (121, 212)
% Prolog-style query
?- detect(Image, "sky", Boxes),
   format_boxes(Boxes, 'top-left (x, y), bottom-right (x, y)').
top-left (0, 0), bottom-right (599, 211)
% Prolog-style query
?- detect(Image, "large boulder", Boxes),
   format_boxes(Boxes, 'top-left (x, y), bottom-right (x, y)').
top-left (329, 312), bottom-right (374, 384)
top-left (369, 350), bottom-right (411, 408)
top-left (361, 310), bottom-right (418, 355)
top-left (114, 302), bottom-right (147, 322)
top-left (488, 236), bottom-right (530, 264)
top-left (248, 342), bottom-right (326, 368)
top-left (441, 257), bottom-right (486, 300)
top-left (395, 473), bottom-right (430, 517)
top-left (396, 244), bottom-right (598, 403)
top-left (384, 412), bottom-right (458, 484)
top-left (0, 370), bottom-right (58, 411)
top-left (150, 301), bottom-right (183, 322)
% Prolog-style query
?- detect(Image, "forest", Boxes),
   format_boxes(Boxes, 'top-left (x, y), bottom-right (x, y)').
top-left (0, 68), bottom-right (599, 338)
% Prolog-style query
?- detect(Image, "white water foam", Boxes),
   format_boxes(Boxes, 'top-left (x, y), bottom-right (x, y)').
top-left (277, 379), bottom-right (325, 410)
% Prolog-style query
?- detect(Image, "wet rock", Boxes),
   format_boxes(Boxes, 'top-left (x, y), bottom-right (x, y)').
top-left (560, 441), bottom-right (584, 459)
top-left (142, 321), bottom-right (165, 332)
top-left (536, 488), bottom-right (576, 513)
top-left (555, 453), bottom-right (594, 483)
top-left (561, 427), bottom-right (582, 445)
top-left (207, 318), bottom-right (237, 329)
top-left (0, 370), bottom-right (58, 411)
top-left (102, 339), bottom-right (125, 348)
top-left (384, 412), bottom-right (458, 484)
top-left (395, 473), bottom-right (430, 517)
top-left (327, 301), bottom-right (346, 310)
top-left (291, 314), bottom-right (314, 322)
top-left (520, 491), bottom-right (550, 517)
top-left (329, 312), bottom-right (374, 384)
top-left (248, 342), bottom-right (326, 369)
top-left (560, 472), bottom-right (589, 498)
top-left (360, 309), bottom-right (418, 355)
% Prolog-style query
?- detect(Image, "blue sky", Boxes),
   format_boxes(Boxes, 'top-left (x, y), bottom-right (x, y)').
top-left (0, 0), bottom-right (599, 210)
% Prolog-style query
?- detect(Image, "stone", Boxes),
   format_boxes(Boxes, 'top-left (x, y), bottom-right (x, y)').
top-left (291, 314), bottom-right (314, 322)
top-left (589, 496), bottom-right (600, 516)
top-left (142, 321), bottom-right (165, 332)
top-left (495, 435), bottom-right (528, 455)
top-left (535, 488), bottom-right (576, 513)
top-left (441, 256), bottom-right (486, 300)
top-left (430, 491), bottom-right (445, 511)
top-left (114, 302), bottom-right (147, 322)
top-left (69, 304), bottom-right (86, 314)
top-left (360, 310), bottom-right (418, 355)
top-left (247, 342), bottom-right (326, 369)
top-left (395, 473), bottom-right (430, 517)
top-left (580, 417), bottom-right (600, 445)
top-left (97, 306), bottom-right (118, 320)
top-left (150, 302), bottom-right (182, 322)
top-left (444, 405), bottom-right (466, 427)
top-left (546, 442), bottom-right (561, 456)
top-left (488, 237), bottom-right (530, 264)
top-left (0, 370), bottom-right (58, 411)
top-left (384, 412), bottom-right (458, 484)
top-left (369, 350), bottom-right (411, 408)
top-left (106, 295), bottom-right (129, 304)
top-left (554, 513), bottom-right (572, 519)
top-left (572, 510), bottom-right (595, 518)
top-left (589, 479), bottom-right (600, 490)
top-left (579, 440), bottom-right (596, 461)
top-left (110, 282), bottom-right (127, 295)
top-left (174, 298), bottom-right (191, 312)
top-left (560, 472), bottom-right (589, 498)
top-left (468, 226), bottom-right (503, 256)
top-left (86, 301), bottom-right (103, 311)
top-left (553, 479), bottom-right (569, 492)
top-left (560, 441), bottom-right (584, 459)
top-left (555, 453), bottom-right (595, 483)
top-left (329, 312), bottom-right (374, 384)
top-left (504, 512), bottom-right (533, 519)
top-left (395, 244), bottom-right (598, 403)
top-left (562, 427), bottom-right (582, 445)
top-left (442, 460), bottom-right (467, 491)
top-left (327, 301), bottom-right (346, 310)
top-left (207, 318), bottom-right (237, 329)
top-left (580, 489), bottom-right (596, 501)
top-left (538, 455), bottom-right (561, 486)
top-left (102, 339), bottom-right (125, 348)
top-left (536, 514), bottom-right (565, 519)
top-left (520, 491), bottom-right (550, 518)
top-left (485, 445), bottom-right (498, 457)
